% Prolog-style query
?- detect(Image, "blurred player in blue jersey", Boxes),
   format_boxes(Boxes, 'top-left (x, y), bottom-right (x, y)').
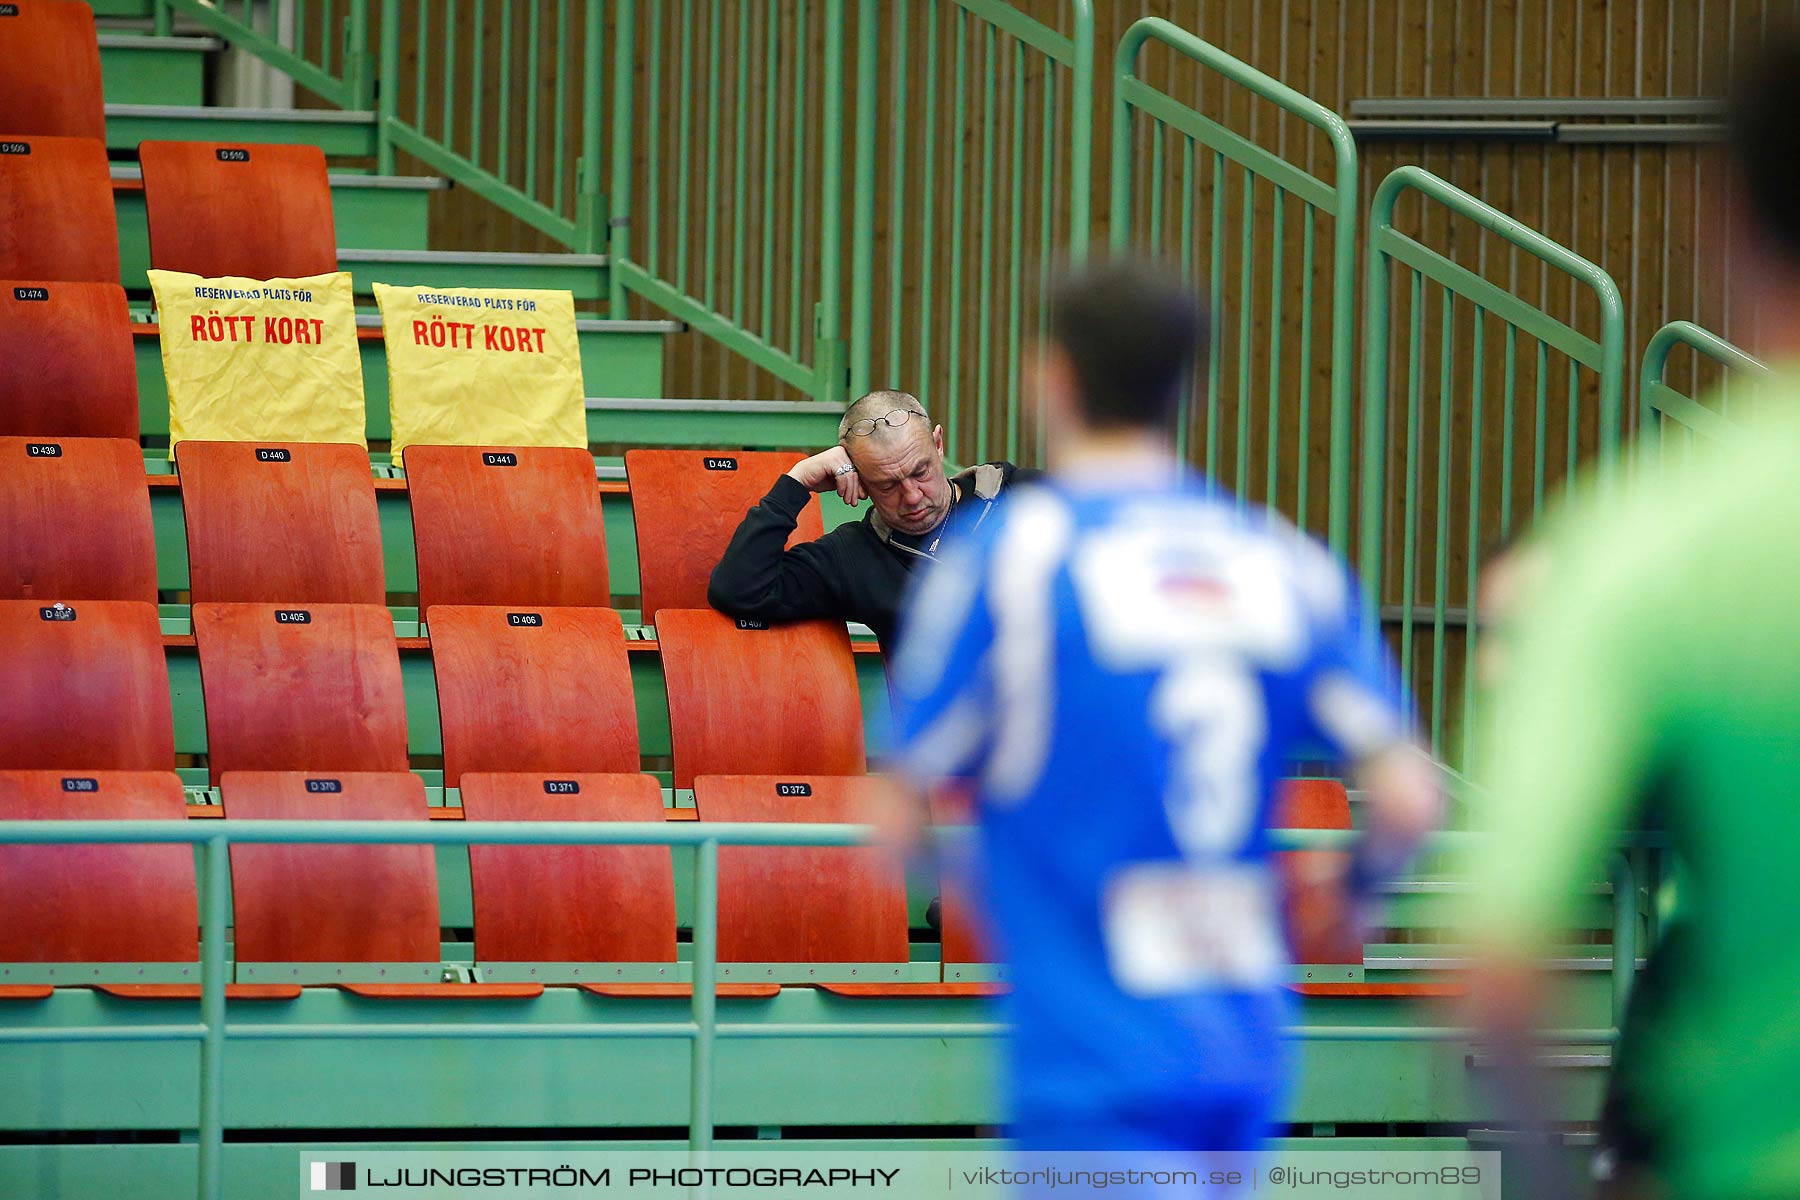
top-left (887, 261), bottom-right (1441, 1152)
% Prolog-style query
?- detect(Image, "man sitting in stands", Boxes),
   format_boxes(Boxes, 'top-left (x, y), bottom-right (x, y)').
top-left (708, 390), bottom-right (1036, 647)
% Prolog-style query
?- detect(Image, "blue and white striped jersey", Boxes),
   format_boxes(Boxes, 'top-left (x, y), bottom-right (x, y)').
top-left (889, 463), bottom-right (1410, 1124)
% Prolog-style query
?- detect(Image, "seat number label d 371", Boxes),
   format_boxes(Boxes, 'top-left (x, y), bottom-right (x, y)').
top-left (543, 780), bottom-right (581, 795)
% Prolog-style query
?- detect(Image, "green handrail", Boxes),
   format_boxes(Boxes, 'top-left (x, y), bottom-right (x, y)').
top-left (0, 817), bottom-right (1633, 1200)
top-left (1639, 319), bottom-right (1767, 446)
top-left (1109, 19), bottom-right (1358, 554)
top-left (375, 0), bottom-right (609, 252)
top-left (1359, 165), bottom-right (1625, 767)
top-left (155, 0), bottom-right (373, 111)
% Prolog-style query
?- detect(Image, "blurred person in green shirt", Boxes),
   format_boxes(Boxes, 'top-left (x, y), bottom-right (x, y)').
top-left (1477, 30), bottom-right (1800, 1200)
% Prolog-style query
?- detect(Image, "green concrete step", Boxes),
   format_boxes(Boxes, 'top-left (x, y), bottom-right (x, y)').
top-left (335, 247), bottom-right (610, 298)
top-left (97, 32), bottom-right (218, 107)
top-left (112, 166), bottom-right (446, 283)
top-left (131, 315), bottom-right (678, 441)
top-left (587, 397), bottom-right (842, 448)
top-left (105, 102), bottom-right (378, 156)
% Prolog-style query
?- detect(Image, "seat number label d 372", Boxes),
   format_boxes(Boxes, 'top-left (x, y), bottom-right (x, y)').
top-left (775, 782), bottom-right (813, 797)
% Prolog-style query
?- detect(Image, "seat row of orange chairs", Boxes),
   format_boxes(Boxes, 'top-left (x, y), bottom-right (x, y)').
top-left (4, 435), bottom-right (827, 617)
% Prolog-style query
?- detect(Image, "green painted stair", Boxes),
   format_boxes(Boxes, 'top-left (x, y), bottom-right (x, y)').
top-left (98, 32), bottom-right (217, 105)
top-left (106, 102), bottom-right (379, 155)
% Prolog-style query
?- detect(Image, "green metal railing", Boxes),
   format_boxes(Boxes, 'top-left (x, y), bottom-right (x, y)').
top-left (1109, 19), bottom-right (1358, 553)
top-left (375, 0), bottom-right (609, 252)
top-left (602, 0), bottom-right (863, 402)
top-left (154, 0), bottom-right (374, 111)
top-left (1639, 320), bottom-right (1767, 450)
top-left (858, 0), bottom-right (1093, 461)
top-left (1360, 166), bottom-right (1625, 768)
top-left (142, 1), bottom-right (1094, 413)
top-left (605, 0), bottom-right (1093, 415)
top-left (0, 818), bottom-right (1635, 1200)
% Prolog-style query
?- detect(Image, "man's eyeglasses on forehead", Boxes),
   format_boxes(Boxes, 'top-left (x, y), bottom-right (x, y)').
top-left (846, 407), bottom-right (925, 437)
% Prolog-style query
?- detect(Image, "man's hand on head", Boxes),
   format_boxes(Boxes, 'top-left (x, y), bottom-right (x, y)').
top-left (788, 446), bottom-right (867, 506)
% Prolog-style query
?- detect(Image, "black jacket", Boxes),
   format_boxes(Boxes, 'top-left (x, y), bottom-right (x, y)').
top-left (707, 462), bottom-right (1037, 647)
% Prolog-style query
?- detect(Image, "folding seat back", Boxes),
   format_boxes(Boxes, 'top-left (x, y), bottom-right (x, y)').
top-left (405, 445), bottom-right (610, 613)
top-left (0, 436), bottom-right (157, 603)
top-left (138, 141), bottom-right (336, 279)
top-left (0, 135), bottom-right (118, 282)
top-left (0, 600), bottom-right (173, 770)
top-left (220, 771), bottom-right (439, 977)
top-left (0, 281), bottom-right (139, 439)
top-left (656, 608), bottom-right (865, 789)
top-left (0, 2), bottom-right (106, 140)
top-left (624, 449), bottom-right (825, 621)
top-left (428, 605), bottom-right (638, 787)
top-left (461, 773), bottom-right (676, 968)
top-left (693, 774), bottom-right (908, 964)
top-left (176, 441), bottom-right (384, 605)
top-left (0, 771), bottom-right (196, 972)
top-left (192, 602), bottom-right (408, 785)
top-left (1273, 778), bottom-right (1357, 967)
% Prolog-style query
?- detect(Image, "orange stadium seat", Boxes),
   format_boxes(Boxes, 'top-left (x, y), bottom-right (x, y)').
top-left (693, 774), bottom-right (908, 966)
top-left (0, 281), bottom-right (140, 439)
top-left (191, 602), bottom-right (408, 785)
top-left (654, 608), bottom-right (865, 789)
top-left (0, 600), bottom-right (172, 771)
top-left (138, 141), bottom-right (336, 279)
top-left (461, 774), bottom-right (677, 968)
top-left (427, 605), bottom-right (640, 787)
top-left (1272, 778), bottom-right (1455, 999)
top-left (0, 436), bottom-right (157, 603)
top-left (0, 135), bottom-right (118, 283)
top-left (0, 1), bottom-right (106, 141)
top-left (405, 445), bottom-right (611, 614)
top-left (176, 441), bottom-right (385, 605)
top-left (623, 449), bottom-right (824, 621)
top-left (0, 770), bottom-right (193, 997)
top-left (219, 771), bottom-right (440, 980)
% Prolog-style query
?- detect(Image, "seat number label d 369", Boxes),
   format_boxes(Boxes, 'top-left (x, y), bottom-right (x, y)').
top-left (61, 778), bottom-right (99, 793)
